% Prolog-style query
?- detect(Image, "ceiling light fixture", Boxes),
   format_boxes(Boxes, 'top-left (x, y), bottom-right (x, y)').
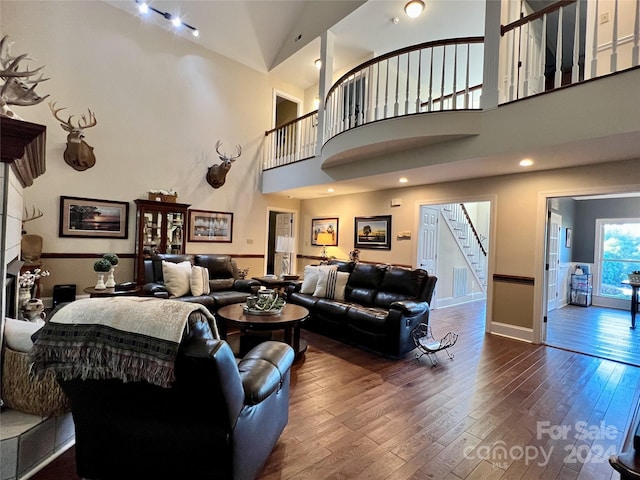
top-left (404, 0), bottom-right (425, 18)
top-left (520, 159), bottom-right (534, 167)
top-left (399, 177), bottom-right (408, 183)
top-left (135, 0), bottom-right (200, 37)
top-left (314, 58), bottom-right (322, 70)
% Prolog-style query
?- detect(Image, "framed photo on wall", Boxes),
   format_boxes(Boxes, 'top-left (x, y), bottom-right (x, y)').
top-left (311, 217), bottom-right (339, 246)
top-left (59, 196), bottom-right (129, 238)
top-left (354, 215), bottom-right (392, 250)
top-left (565, 228), bottom-right (572, 248)
top-left (188, 209), bottom-right (233, 243)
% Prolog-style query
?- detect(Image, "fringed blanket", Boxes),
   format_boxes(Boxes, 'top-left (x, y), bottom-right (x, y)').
top-left (29, 297), bottom-right (219, 388)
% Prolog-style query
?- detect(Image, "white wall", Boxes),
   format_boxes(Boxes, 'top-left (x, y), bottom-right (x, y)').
top-left (1, 1), bottom-right (299, 296)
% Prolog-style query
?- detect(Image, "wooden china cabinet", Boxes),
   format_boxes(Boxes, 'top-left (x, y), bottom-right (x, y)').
top-left (133, 199), bottom-right (190, 285)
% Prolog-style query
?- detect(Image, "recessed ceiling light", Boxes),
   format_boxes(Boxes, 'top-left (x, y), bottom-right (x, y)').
top-left (399, 177), bottom-right (408, 183)
top-left (138, 2), bottom-right (149, 14)
top-left (520, 159), bottom-right (534, 167)
top-left (327, 188), bottom-right (334, 193)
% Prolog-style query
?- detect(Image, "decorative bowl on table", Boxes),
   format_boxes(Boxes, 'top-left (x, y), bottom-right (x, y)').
top-left (243, 293), bottom-right (286, 315)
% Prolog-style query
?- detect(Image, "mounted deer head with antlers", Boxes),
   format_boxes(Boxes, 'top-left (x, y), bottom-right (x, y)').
top-left (0, 35), bottom-right (49, 119)
top-left (49, 101), bottom-right (98, 171)
top-left (206, 140), bottom-right (242, 189)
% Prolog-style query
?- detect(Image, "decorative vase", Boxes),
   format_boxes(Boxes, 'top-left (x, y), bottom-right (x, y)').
top-left (18, 287), bottom-right (32, 314)
top-left (22, 298), bottom-right (46, 322)
top-left (95, 272), bottom-right (106, 290)
top-left (105, 266), bottom-right (117, 288)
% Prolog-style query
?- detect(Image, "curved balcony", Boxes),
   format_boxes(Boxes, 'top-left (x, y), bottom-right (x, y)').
top-left (263, 37), bottom-right (484, 171)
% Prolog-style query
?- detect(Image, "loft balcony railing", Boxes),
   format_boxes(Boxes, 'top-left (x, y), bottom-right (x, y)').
top-left (263, 37), bottom-right (484, 171)
top-left (500, 0), bottom-right (640, 102)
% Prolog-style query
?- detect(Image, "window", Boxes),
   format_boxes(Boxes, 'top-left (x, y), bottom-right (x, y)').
top-left (596, 219), bottom-right (640, 298)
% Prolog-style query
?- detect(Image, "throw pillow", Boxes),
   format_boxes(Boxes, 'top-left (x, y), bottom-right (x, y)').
top-left (4, 317), bottom-right (44, 352)
top-left (314, 268), bottom-right (348, 300)
top-left (300, 265), bottom-right (337, 294)
top-left (190, 266), bottom-right (211, 296)
top-left (162, 260), bottom-right (192, 297)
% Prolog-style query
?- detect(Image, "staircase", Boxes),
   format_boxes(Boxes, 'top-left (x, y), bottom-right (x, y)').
top-left (440, 203), bottom-right (488, 292)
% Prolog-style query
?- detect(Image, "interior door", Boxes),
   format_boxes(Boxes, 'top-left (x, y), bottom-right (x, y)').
top-left (418, 205), bottom-right (439, 276)
top-left (547, 212), bottom-right (562, 313)
top-left (274, 213), bottom-right (293, 277)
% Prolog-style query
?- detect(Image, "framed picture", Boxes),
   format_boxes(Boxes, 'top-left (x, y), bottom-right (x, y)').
top-left (311, 217), bottom-right (339, 246)
top-left (59, 196), bottom-right (129, 238)
top-left (354, 215), bottom-right (392, 250)
top-left (565, 228), bottom-right (572, 248)
top-left (188, 209), bottom-right (233, 243)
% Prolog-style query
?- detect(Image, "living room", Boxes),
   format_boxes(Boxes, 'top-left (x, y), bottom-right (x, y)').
top-left (2, 0), bottom-right (640, 478)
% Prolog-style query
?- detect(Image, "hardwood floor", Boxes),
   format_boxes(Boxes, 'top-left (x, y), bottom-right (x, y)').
top-left (547, 304), bottom-right (640, 366)
top-left (32, 301), bottom-right (637, 480)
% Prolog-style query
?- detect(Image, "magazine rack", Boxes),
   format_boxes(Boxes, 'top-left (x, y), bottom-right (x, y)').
top-left (411, 323), bottom-right (458, 366)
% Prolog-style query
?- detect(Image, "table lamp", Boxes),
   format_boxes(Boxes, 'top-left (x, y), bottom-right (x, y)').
top-left (316, 232), bottom-right (334, 259)
top-left (275, 236), bottom-right (296, 277)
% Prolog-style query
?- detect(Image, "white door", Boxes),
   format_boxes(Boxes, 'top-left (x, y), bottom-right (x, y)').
top-left (418, 206), bottom-right (439, 275)
top-left (547, 212), bottom-right (562, 313)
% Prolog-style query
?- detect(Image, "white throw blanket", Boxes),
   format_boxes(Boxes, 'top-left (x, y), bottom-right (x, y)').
top-left (30, 297), bottom-right (219, 388)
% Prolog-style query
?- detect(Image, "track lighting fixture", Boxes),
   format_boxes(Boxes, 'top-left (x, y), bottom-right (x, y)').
top-left (135, 1), bottom-right (200, 37)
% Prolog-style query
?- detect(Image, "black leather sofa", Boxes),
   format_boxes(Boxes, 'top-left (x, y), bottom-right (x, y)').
top-left (141, 253), bottom-right (260, 311)
top-left (287, 261), bottom-right (437, 358)
top-left (609, 398), bottom-right (640, 479)
top-left (50, 310), bottom-right (295, 480)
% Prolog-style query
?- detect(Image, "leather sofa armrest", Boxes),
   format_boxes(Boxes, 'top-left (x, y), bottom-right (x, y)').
top-left (141, 282), bottom-right (169, 297)
top-left (390, 300), bottom-right (428, 317)
top-left (237, 341), bottom-right (295, 405)
top-left (233, 279), bottom-right (261, 292)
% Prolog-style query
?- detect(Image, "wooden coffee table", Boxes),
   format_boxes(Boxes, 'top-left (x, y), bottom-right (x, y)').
top-left (216, 303), bottom-right (309, 361)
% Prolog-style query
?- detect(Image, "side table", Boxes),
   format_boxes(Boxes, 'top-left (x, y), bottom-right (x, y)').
top-left (83, 286), bottom-right (141, 298)
top-left (622, 280), bottom-right (639, 329)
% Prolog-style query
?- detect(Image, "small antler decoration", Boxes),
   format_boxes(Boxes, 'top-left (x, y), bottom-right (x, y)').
top-left (49, 101), bottom-right (98, 171)
top-left (22, 205), bottom-right (43, 234)
top-left (0, 35), bottom-right (50, 120)
top-left (206, 140), bottom-right (242, 189)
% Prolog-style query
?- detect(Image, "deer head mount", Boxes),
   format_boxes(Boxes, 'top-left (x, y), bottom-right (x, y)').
top-left (0, 35), bottom-right (49, 119)
top-left (49, 101), bottom-right (97, 171)
top-left (206, 140), bottom-right (241, 189)
top-left (22, 205), bottom-right (43, 234)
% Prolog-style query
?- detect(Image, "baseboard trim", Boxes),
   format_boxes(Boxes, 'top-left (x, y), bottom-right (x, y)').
top-left (490, 321), bottom-right (533, 343)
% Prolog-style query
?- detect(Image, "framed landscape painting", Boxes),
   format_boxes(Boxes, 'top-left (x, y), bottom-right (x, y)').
top-left (354, 215), bottom-right (392, 250)
top-left (59, 196), bottom-right (129, 238)
top-left (189, 209), bottom-right (233, 243)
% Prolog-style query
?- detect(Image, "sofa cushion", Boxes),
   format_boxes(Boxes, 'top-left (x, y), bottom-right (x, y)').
top-left (162, 261), bottom-right (192, 297)
top-left (4, 317), bottom-right (43, 352)
top-left (374, 267), bottom-right (428, 308)
top-left (190, 266), bottom-right (211, 296)
top-left (288, 292), bottom-right (320, 310)
top-left (195, 255), bottom-right (235, 279)
top-left (209, 291), bottom-right (250, 308)
top-left (314, 298), bottom-right (350, 317)
top-left (345, 264), bottom-right (387, 306)
top-left (314, 269), bottom-right (349, 300)
top-left (210, 278), bottom-right (235, 292)
top-left (346, 305), bottom-right (389, 333)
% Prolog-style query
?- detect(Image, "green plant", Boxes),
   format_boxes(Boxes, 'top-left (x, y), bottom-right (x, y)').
top-left (94, 258), bottom-right (112, 272)
top-left (102, 253), bottom-right (119, 266)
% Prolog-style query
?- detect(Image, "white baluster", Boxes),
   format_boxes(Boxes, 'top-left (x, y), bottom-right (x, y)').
top-left (452, 44), bottom-right (458, 110)
top-left (375, 61), bottom-right (381, 121)
top-left (572, 0), bottom-right (581, 83)
top-left (464, 43), bottom-right (470, 109)
top-left (540, 13), bottom-right (548, 92)
top-left (405, 53), bottom-right (411, 114)
top-left (428, 47), bottom-right (434, 111)
top-left (384, 59), bottom-right (390, 118)
top-left (591, 0), bottom-right (600, 79)
top-left (555, 7), bottom-right (564, 88)
top-left (416, 49), bottom-right (423, 112)
top-left (440, 46), bottom-right (446, 110)
top-left (508, 29), bottom-right (517, 101)
top-left (633, 0), bottom-right (640, 66)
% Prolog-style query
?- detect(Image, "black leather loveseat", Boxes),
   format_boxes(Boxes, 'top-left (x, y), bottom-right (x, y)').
top-left (34, 305), bottom-right (294, 480)
top-left (287, 261), bottom-right (437, 358)
top-left (141, 253), bottom-right (260, 312)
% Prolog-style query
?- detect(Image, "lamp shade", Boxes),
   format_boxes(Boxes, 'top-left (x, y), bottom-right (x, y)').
top-left (316, 232), bottom-right (334, 246)
top-left (275, 236), bottom-right (295, 253)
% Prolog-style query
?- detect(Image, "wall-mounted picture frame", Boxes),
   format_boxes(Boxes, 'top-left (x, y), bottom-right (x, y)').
top-left (59, 196), bottom-right (129, 238)
top-left (354, 215), bottom-right (392, 250)
top-left (565, 228), bottom-right (572, 248)
top-left (311, 217), bottom-right (339, 246)
top-left (188, 209), bottom-right (233, 243)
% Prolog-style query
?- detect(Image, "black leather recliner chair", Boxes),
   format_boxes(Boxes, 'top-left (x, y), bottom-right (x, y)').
top-left (54, 311), bottom-right (295, 480)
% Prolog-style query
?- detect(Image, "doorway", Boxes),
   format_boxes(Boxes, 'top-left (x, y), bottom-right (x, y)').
top-left (265, 208), bottom-right (297, 277)
top-left (543, 193), bottom-right (640, 366)
top-left (273, 91), bottom-right (301, 159)
top-left (416, 201), bottom-right (490, 311)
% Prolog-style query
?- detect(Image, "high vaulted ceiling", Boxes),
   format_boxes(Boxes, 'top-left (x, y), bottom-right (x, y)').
top-left (104, 0), bottom-right (485, 90)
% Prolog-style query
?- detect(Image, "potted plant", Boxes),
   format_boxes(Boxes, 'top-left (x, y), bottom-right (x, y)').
top-left (102, 253), bottom-right (119, 287)
top-left (93, 258), bottom-right (112, 290)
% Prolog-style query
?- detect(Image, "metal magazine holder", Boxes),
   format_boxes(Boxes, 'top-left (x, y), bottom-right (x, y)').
top-left (411, 323), bottom-right (458, 366)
